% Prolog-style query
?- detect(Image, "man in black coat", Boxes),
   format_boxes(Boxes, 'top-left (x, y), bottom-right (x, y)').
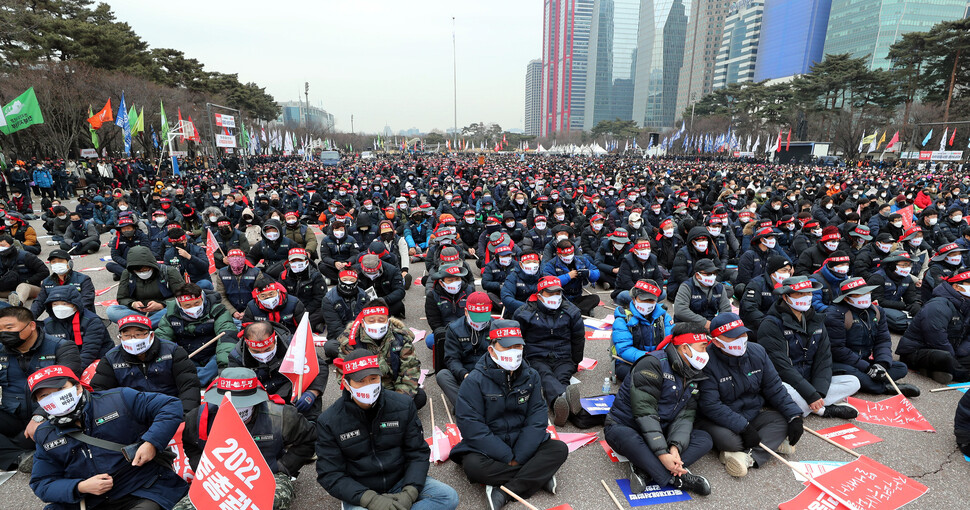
top-left (897, 268), bottom-right (970, 383)
top-left (436, 291), bottom-right (493, 407)
top-left (315, 349), bottom-right (459, 510)
top-left (452, 321), bottom-right (568, 510)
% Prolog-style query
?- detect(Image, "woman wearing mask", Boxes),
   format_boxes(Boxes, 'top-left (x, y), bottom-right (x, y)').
top-left (610, 280), bottom-right (673, 381)
top-left (501, 251), bottom-right (542, 317)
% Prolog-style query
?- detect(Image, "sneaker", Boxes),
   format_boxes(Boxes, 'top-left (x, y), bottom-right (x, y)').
top-left (775, 439), bottom-right (796, 455)
top-left (823, 402), bottom-right (859, 420)
top-left (552, 394), bottom-right (569, 427)
top-left (485, 485), bottom-right (508, 510)
top-left (543, 474), bottom-right (557, 495)
top-left (17, 452), bottom-right (33, 474)
top-left (565, 383), bottom-right (582, 415)
top-left (672, 470), bottom-right (711, 496)
top-left (894, 382), bottom-right (921, 398)
top-left (8, 291), bottom-right (20, 307)
top-left (931, 371), bottom-right (954, 385)
top-left (45, 240), bottom-right (58, 246)
top-left (112, 273), bottom-right (121, 282)
top-left (719, 450), bottom-right (753, 477)
top-left (629, 463), bottom-right (647, 494)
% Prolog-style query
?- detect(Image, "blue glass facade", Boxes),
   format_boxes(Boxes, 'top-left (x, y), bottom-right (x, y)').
top-left (633, 0), bottom-right (691, 128)
top-left (754, 0), bottom-right (832, 81)
top-left (585, 0), bottom-right (642, 129)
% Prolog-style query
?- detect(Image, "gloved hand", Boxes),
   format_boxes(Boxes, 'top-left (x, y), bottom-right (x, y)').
top-left (867, 363), bottom-right (888, 382)
top-left (387, 486), bottom-right (419, 508)
top-left (294, 391), bottom-right (317, 412)
top-left (787, 416), bottom-right (804, 446)
top-left (740, 423), bottom-right (761, 449)
top-left (906, 303), bottom-right (921, 316)
top-left (367, 494), bottom-right (404, 510)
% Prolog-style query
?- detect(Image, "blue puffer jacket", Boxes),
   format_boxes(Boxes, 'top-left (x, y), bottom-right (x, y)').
top-left (809, 264), bottom-right (846, 313)
top-left (500, 267), bottom-right (539, 315)
top-left (32, 167), bottom-right (53, 188)
top-left (481, 259), bottom-right (511, 294)
top-left (0, 331), bottom-right (81, 420)
top-left (699, 343), bottom-right (801, 433)
top-left (451, 354), bottom-right (550, 463)
top-left (31, 269), bottom-right (95, 319)
top-left (91, 199), bottom-right (117, 227)
top-left (42, 286), bottom-right (112, 368)
top-left (162, 242), bottom-right (211, 284)
top-left (513, 299), bottom-right (585, 365)
top-left (611, 304), bottom-right (673, 365)
top-left (110, 229), bottom-right (152, 268)
top-left (541, 254), bottom-right (600, 299)
top-left (30, 388), bottom-right (187, 510)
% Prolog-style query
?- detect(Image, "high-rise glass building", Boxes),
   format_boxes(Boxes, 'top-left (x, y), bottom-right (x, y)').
top-left (713, 0), bottom-right (764, 89)
top-left (754, 0), bottom-right (832, 81)
top-left (633, 0), bottom-right (691, 128)
top-left (525, 59), bottom-right (543, 136)
top-left (584, 0), bottom-right (642, 130)
top-left (823, 0), bottom-right (967, 70)
top-left (541, 0), bottom-right (595, 136)
top-left (676, 0), bottom-right (731, 121)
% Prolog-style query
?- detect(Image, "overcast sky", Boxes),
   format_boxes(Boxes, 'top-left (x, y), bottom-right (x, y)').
top-left (110, 0), bottom-right (543, 134)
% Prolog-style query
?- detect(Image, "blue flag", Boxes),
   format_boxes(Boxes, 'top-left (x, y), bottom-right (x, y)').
top-left (921, 129), bottom-right (933, 147)
top-left (151, 127), bottom-right (160, 150)
top-left (171, 155), bottom-right (180, 176)
top-left (116, 92), bottom-right (131, 155)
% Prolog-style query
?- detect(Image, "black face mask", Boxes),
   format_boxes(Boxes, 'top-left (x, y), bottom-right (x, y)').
top-left (71, 220), bottom-right (83, 229)
top-left (337, 281), bottom-right (358, 297)
top-left (0, 325), bottom-right (28, 350)
top-left (220, 227), bottom-right (231, 235)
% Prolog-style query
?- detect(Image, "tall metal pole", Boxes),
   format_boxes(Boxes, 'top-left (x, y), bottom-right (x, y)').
top-left (452, 17), bottom-right (458, 144)
top-left (304, 82), bottom-right (311, 128)
top-left (351, 115), bottom-right (355, 135)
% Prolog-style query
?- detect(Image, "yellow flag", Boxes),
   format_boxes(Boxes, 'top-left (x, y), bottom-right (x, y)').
top-left (876, 131), bottom-right (886, 148)
top-left (135, 106), bottom-right (145, 135)
top-left (862, 133), bottom-right (876, 144)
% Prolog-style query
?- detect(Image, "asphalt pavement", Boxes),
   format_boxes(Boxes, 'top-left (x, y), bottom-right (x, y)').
top-left (2, 200), bottom-right (967, 509)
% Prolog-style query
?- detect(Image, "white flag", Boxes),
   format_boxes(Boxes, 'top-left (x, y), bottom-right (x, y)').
top-left (940, 128), bottom-right (948, 152)
top-left (0, 106), bottom-right (6, 128)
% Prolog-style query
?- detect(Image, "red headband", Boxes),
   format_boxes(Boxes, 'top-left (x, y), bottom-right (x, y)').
top-left (245, 333), bottom-right (276, 350)
top-left (558, 245), bottom-right (575, 255)
top-left (656, 332), bottom-right (710, 350)
top-left (28, 365), bottom-right (78, 392)
top-left (634, 280), bottom-right (661, 297)
top-left (441, 252), bottom-right (460, 262)
top-left (444, 265), bottom-right (463, 275)
top-left (789, 279), bottom-right (815, 291)
top-left (711, 319), bottom-right (745, 338)
top-left (633, 240), bottom-right (650, 250)
top-left (821, 232), bottom-right (840, 242)
top-left (170, 235), bottom-right (186, 243)
top-left (339, 269), bottom-right (358, 280)
top-left (361, 306), bottom-right (388, 317)
top-left (176, 294), bottom-right (201, 303)
top-left (341, 354), bottom-right (380, 375)
top-left (216, 377), bottom-right (260, 391)
top-left (217, 220), bottom-right (231, 227)
top-left (537, 276), bottom-right (561, 292)
top-left (489, 327), bottom-right (522, 341)
top-left (946, 271), bottom-right (970, 283)
top-left (825, 256), bottom-right (850, 265)
top-left (841, 279), bottom-right (869, 292)
top-left (520, 253), bottom-right (540, 263)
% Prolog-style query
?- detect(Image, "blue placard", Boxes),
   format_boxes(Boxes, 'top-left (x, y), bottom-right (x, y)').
top-left (615, 479), bottom-right (692, 506)
top-left (581, 395), bottom-right (615, 415)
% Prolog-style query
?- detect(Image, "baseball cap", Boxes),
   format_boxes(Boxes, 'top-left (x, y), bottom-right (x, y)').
top-left (466, 291), bottom-right (492, 322)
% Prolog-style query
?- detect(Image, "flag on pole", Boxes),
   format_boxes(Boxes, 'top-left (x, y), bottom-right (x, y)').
top-left (949, 128), bottom-right (957, 147)
top-left (0, 101), bottom-right (5, 130)
top-left (785, 128), bottom-right (791, 151)
top-left (279, 313), bottom-right (319, 402)
top-left (177, 108), bottom-right (185, 141)
top-left (939, 128), bottom-right (948, 152)
top-left (205, 229), bottom-right (219, 275)
top-left (921, 129), bottom-right (933, 146)
top-left (87, 100), bottom-right (112, 129)
top-left (151, 126), bottom-right (160, 150)
top-left (0, 87), bottom-right (45, 135)
top-left (135, 106), bottom-right (144, 136)
top-left (172, 156), bottom-right (180, 176)
top-left (867, 132), bottom-right (878, 153)
top-left (159, 101), bottom-right (169, 144)
top-left (876, 131), bottom-right (886, 149)
top-left (87, 106), bottom-right (100, 149)
top-left (858, 131), bottom-right (867, 153)
top-left (116, 93), bottom-right (131, 155)
top-left (127, 104), bottom-right (139, 135)
top-left (775, 131), bottom-right (782, 152)
top-left (885, 131), bottom-right (900, 152)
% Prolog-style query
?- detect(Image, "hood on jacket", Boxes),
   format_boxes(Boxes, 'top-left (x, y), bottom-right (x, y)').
top-left (262, 218), bottom-right (284, 239)
top-left (125, 246), bottom-right (160, 270)
top-left (44, 285), bottom-right (85, 313)
top-left (686, 226), bottom-right (713, 245)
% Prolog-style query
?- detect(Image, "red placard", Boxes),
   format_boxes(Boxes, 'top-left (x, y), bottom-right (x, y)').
top-left (811, 455), bottom-right (928, 510)
top-left (167, 422), bottom-right (195, 482)
top-left (846, 394), bottom-right (935, 432)
top-left (780, 485), bottom-right (853, 510)
top-left (600, 440), bottom-right (628, 463)
top-left (188, 396), bottom-right (275, 510)
top-left (814, 423), bottom-right (883, 450)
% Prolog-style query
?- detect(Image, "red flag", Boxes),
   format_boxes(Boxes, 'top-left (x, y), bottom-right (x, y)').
top-left (885, 131), bottom-right (900, 152)
top-left (188, 396), bottom-right (275, 510)
top-left (206, 229), bottom-right (218, 275)
top-left (776, 131), bottom-right (782, 152)
top-left (897, 204), bottom-right (915, 230)
top-left (279, 312), bottom-right (319, 402)
top-left (949, 128), bottom-right (957, 146)
top-left (845, 394), bottom-right (934, 432)
top-left (87, 100), bottom-right (113, 129)
top-left (786, 128), bottom-right (791, 151)
top-left (177, 109), bottom-right (185, 141)
top-left (167, 422), bottom-right (196, 482)
top-left (502, 133), bottom-right (507, 144)
top-left (188, 116), bottom-right (201, 142)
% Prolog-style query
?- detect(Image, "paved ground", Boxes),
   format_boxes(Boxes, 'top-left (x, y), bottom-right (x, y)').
top-left (2, 198), bottom-right (968, 509)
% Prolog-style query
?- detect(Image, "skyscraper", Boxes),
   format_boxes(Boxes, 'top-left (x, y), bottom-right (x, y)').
top-left (676, 0), bottom-right (731, 121)
top-left (541, 0), bottom-right (595, 137)
top-left (823, 0), bottom-right (967, 70)
top-left (525, 59), bottom-right (543, 136)
top-left (713, 0), bottom-right (765, 90)
top-left (584, 0), bottom-right (642, 131)
top-left (754, 0), bottom-right (832, 82)
top-left (633, 0), bottom-right (691, 128)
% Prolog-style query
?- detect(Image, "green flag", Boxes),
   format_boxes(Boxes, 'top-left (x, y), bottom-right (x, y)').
top-left (128, 105), bottom-right (139, 135)
top-left (159, 101), bottom-right (169, 144)
top-left (136, 106), bottom-right (144, 136)
top-left (241, 122), bottom-right (250, 150)
top-left (88, 106), bottom-right (99, 149)
top-left (0, 87), bottom-right (44, 135)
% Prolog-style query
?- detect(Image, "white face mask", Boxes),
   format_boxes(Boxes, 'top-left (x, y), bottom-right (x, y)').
top-left (155, 217), bottom-right (167, 226)
top-left (492, 348), bottom-right (523, 371)
top-left (892, 221), bottom-right (903, 228)
top-left (465, 217), bottom-right (476, 224)
top-left (522, 262), bottom-right (539, 275)
top-left (763, 238), bottom-right (777, 249)
top-left (122, 333), bottom-right (154, 355)
top-left (506, 221), bottom-right (516, 228)
top-left (290, 260), bottom-right (308, 272)
top-left (947, 254), bottom-right (964, 265)
top-left (259, 295), bottom-right (281, 309)
top-left (831, 265), bottom-right (849, 275)
top-left (958, 284), bottom-right (970, 299)
top-left (636, 249), bottom-right (651, 260)
top-left (539, 293), bottom-right (562, 310)
top-left (442, 280), bottom-right (463, 294)
top-left (265, 231), bottom-right (280, 241)
top-left (631, 221), bottom-right (643, 229)
top-left (0, 245), bottom-right (11, 253)
top-left (613, 242), bottom-right (626, 251)
top-left (52, 305), bottom-right (76, 320)
top-left (786, 294), bottom-right (813, 312)
top-left (719, 336), bottom-right (748, 357)
top-left (696, 273), bottom-right (717, 287)
top-left (772, 271), bottom-right (791, 285)
top-left (181, 303), bottom-right (204, 319)
top-left (708, 227), bottom-right (721, 237)
top-left (209, 215), bottom-right (220, 223)
top-left (685, 344), bottom-right (709, 370)
top-left (928, 218), bottom-right (938, 226)
top-left (51, 263), bottom-right (69, 275)
top-left (559, 254), bottom-right (574, 264)
top-left (39, 386), bottom-right (81, 417)
top-left (693, 240), bottom-right (708, 252)
top-left (812, 229), bottom-right (823, 237)
top-left (251, 346), bottom-right (277, 364)
top-left (592, 223), bottom-right (603, 232)
top-left (633, 299), bottom-right (656, 317)
top-left (772, 204), bottom-right (782, 211)
top-left (135, 269), bottom-right (154, 280)
top-left (498, 256), bottom-right (513, 267)
top-left (535, 222), bottom-right (547, 230)
top-left (516, 198), bottom-right (525, 205)
top-left (909, 238), bottom-right (922, 247)
top-left (468, 318), bottom-right (489, 331)
top-left (663, 229), bottom-right (674, 238)
top-left (953, 215), bottom-right (964, 223)
top-left (846, 293), bottom-right (872, 309)
top-left (237, 405), bottom-right (255, 423)
top-left (894, 266), bottom-right (912, 278)
top-left (555, 214), bottom-right (566, 221)
top-left (824, 241), bottom-right (840, 251)
top-left (876, 242), bottom-right (892, 253)
top-left (331, 367), bottom-right (379, 401)
top-left (364, 321), bottom-right (389, 339)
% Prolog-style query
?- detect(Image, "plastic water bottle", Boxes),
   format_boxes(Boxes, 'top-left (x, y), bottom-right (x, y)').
top-left (602, 377), bottom-right (611, 394)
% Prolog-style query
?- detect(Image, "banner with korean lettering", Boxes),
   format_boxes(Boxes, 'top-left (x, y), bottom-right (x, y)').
top-left (188, 396), bottom-right (275, 510)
